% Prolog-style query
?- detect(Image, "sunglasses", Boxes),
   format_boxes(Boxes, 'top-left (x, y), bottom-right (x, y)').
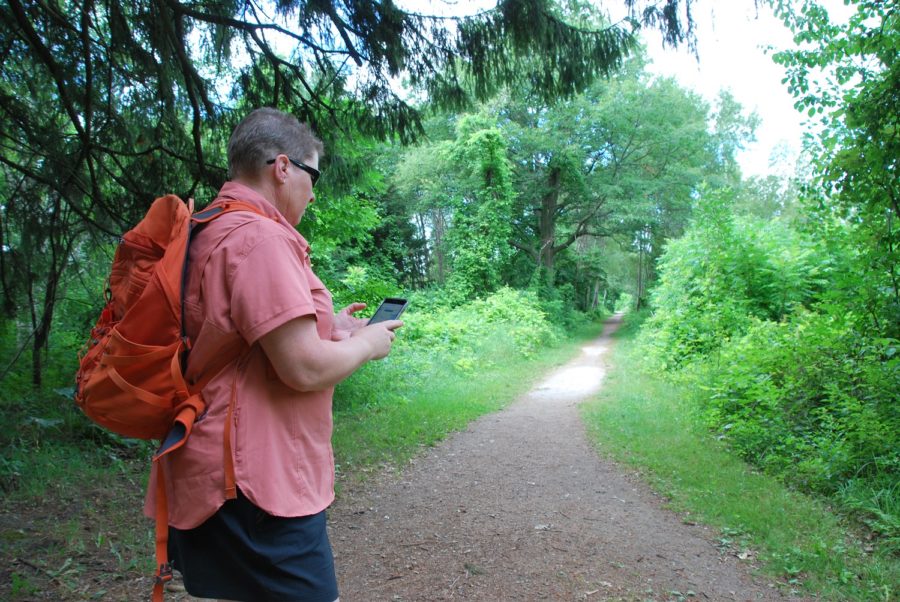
top-left (266, 157), bottom-right (320, 187)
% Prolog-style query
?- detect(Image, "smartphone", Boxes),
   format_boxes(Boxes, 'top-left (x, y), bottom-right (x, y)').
top-left (367, 297), bottom-right (408, 325)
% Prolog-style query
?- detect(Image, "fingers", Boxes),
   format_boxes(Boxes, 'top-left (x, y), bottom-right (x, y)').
top-left (359, 321), bottom-right (403, 359)
top-left (341, 302), bottom-right (367, 315)
top-left (371, 322), bottom-right (399, 341)
top-left (380, 319), bottom-right (404, 331)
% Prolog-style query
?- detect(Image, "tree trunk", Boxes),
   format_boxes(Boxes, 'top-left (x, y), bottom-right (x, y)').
top-left (635, 238), bottom-right (644, 311)
top-left (543, 249), bottom-right (556, 286)
top-left (413, 212), bottom-right (430, 288)
top-left (31, 271), bottom-right (60, 387)
top-left (0, 207), bottom-right (14, 317)
top-left (31, 330), bottom-right (43, 387)
top-left (26, 271), bottom-right (43, 387)
top-left (24, 195), bottom-right (73, 388)
top-left (538, 168), bottom-right (561, 286)
top-left (432, 208), bottom-right (446, 284)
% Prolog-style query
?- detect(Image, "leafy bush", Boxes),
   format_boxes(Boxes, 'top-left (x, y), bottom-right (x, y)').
top-left (641, 192), bottom-right (828, 369)
top-left (329, 265), bottom-right (403, 312)
top-left (332, 286), bottom-right (570, 417)
top-left (399, 286), bottom-right (561, 358)
top-left (690, 311), bottom-right (899, 546)
top-left (638, 189), bottom-right (899, 547)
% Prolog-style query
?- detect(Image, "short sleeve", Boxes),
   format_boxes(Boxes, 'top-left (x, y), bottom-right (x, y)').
top-left (229, 234), bottom-right (317, 345)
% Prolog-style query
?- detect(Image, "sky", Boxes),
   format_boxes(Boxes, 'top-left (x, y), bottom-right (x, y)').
top-left (628, 0), bottom-right (853, 179)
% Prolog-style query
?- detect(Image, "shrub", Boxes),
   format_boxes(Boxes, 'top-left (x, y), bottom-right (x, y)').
top-left (637, 188), bottom-right (898, 547)
top-left (690, 311), bottom-right (899, 544)
top-left (399, 287), bottom-right (562, 358)
top-left (332, 286), bottom-right (570, 416)
top-left (641, 191), bottom-right (828, 369)
top-left (329, 265), bottom-right (402, 311)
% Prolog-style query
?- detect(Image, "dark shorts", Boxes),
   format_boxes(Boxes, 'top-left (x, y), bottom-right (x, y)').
top-left (168, 489), bottom-right (338, 602)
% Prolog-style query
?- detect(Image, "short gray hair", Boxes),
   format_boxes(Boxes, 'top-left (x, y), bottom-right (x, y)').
top-left (227, 108), bottom-right (324, 179)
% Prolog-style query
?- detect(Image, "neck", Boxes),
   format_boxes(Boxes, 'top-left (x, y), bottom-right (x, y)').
top-left (230, 176), bottom-right (278, 207)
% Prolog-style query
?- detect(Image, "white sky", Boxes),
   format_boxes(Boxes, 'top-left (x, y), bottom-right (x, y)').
top-left (632, 0), bottom-right (854, 178)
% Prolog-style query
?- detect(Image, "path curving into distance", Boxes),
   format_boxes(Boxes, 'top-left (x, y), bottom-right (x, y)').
top-left (329, 315), bottom-right (809, 601)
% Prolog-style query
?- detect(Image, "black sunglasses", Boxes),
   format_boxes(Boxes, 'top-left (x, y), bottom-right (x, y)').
top-left (266, 157), bottom-right (320, 187)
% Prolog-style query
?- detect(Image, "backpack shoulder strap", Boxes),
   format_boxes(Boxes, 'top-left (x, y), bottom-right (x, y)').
top-left (191, 199), bottom-right (267, 226)
top-left (180, 199), bottom-right (272, 372)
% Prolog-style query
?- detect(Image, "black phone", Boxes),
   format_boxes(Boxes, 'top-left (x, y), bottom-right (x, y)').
top-left (367, 297), bottom-right (408, 325)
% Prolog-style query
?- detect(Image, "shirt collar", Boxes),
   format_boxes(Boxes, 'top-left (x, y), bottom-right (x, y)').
top-left (214, 181), bottom-right (310, 254)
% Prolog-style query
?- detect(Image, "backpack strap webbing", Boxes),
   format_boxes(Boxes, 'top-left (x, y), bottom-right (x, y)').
top-left (151, 199), bottom-right (267, 602)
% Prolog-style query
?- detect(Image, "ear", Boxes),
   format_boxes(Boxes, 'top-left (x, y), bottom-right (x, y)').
top-left (272, 155), bottom-right (289, 184)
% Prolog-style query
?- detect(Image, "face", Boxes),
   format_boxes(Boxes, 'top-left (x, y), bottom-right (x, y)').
top-left (273, 151), bottom-right (319, 226)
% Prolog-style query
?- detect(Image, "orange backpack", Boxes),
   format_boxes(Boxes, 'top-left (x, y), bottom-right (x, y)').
top-left (74, 194), bottom-right (264, 601)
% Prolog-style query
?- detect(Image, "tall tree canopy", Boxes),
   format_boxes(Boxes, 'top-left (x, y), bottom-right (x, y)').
top-left (1, 0), bottom-right (698, 229)
top-left (388, 54), bottom-right (745, 307)
top-left (1, 0), bottom-right (701, 384)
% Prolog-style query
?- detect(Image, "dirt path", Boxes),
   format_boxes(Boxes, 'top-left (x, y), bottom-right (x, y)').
top-left (329, 315), bottom-right (808, 602)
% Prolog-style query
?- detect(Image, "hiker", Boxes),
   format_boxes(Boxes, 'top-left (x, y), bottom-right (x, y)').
top-left (144, 107), bottom-right (402, 601)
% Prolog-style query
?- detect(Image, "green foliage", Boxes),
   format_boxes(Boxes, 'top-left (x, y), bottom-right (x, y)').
top-left (693, 312), bottom-right (899, 539)
top-left (397, 287), bottom-right (562, 362)
top-left (705, 90), bottom-right (760, 188)
top-left (469, 287), bottom-right (562, 354)
top-left (300, 176), bottom-right (383, 268)
top-left (638, 180), bottom-right (899, 548)
top-left (613, 293), bottom-right (634, 313)
top-left (443, 118), bottom-right (516, 301)
top-left (642, 189), bottom-right (827, 368)
top-left (0, 386), bottom-right (152, 496)
top-left (1, 0), bottom-right (702, 386)
top-left (499, 68), bottom-right (719, 294)
top-left (329, 265), bottom-right (402, 313)
top-left (382, 62), bottom-right (730, 309)
top-left (772, 0), bottom-right (900, 339)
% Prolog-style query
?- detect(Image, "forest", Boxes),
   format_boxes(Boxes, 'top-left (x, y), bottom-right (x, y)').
top-left (0, 0), bottom-right (897, 598)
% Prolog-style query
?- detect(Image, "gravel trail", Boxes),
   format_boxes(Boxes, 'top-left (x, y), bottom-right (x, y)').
top-left (329, 315), bottom-right (809, 602)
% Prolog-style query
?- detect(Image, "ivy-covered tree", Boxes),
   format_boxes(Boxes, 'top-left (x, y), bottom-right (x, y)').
top-left (443, 115), bottom-right (516, 301)
top-left (386, 57), bottom-right (742, 306)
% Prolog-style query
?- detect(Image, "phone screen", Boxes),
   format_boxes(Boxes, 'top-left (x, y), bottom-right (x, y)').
top-left (367, 297), bottom-right (408, 325)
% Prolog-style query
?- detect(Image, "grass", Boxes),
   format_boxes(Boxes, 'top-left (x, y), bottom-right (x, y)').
top-left (0, 388), bottom-right (156, 599)
top-left (580, 314), bottom-right (899, 602)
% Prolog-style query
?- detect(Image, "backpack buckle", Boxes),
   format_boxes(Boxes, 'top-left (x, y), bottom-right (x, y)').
top-left (155, 562), bottom-right (173, 584)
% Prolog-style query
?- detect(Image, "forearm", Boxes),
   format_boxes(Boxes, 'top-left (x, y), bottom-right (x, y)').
top-left (259, 315), bottom-right (396, 393)
top-left (282, 336), bottom-right (375, 391)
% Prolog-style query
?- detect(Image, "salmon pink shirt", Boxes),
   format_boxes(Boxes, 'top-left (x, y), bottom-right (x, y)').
top-left (144, 182), bottom-right (336, 529)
